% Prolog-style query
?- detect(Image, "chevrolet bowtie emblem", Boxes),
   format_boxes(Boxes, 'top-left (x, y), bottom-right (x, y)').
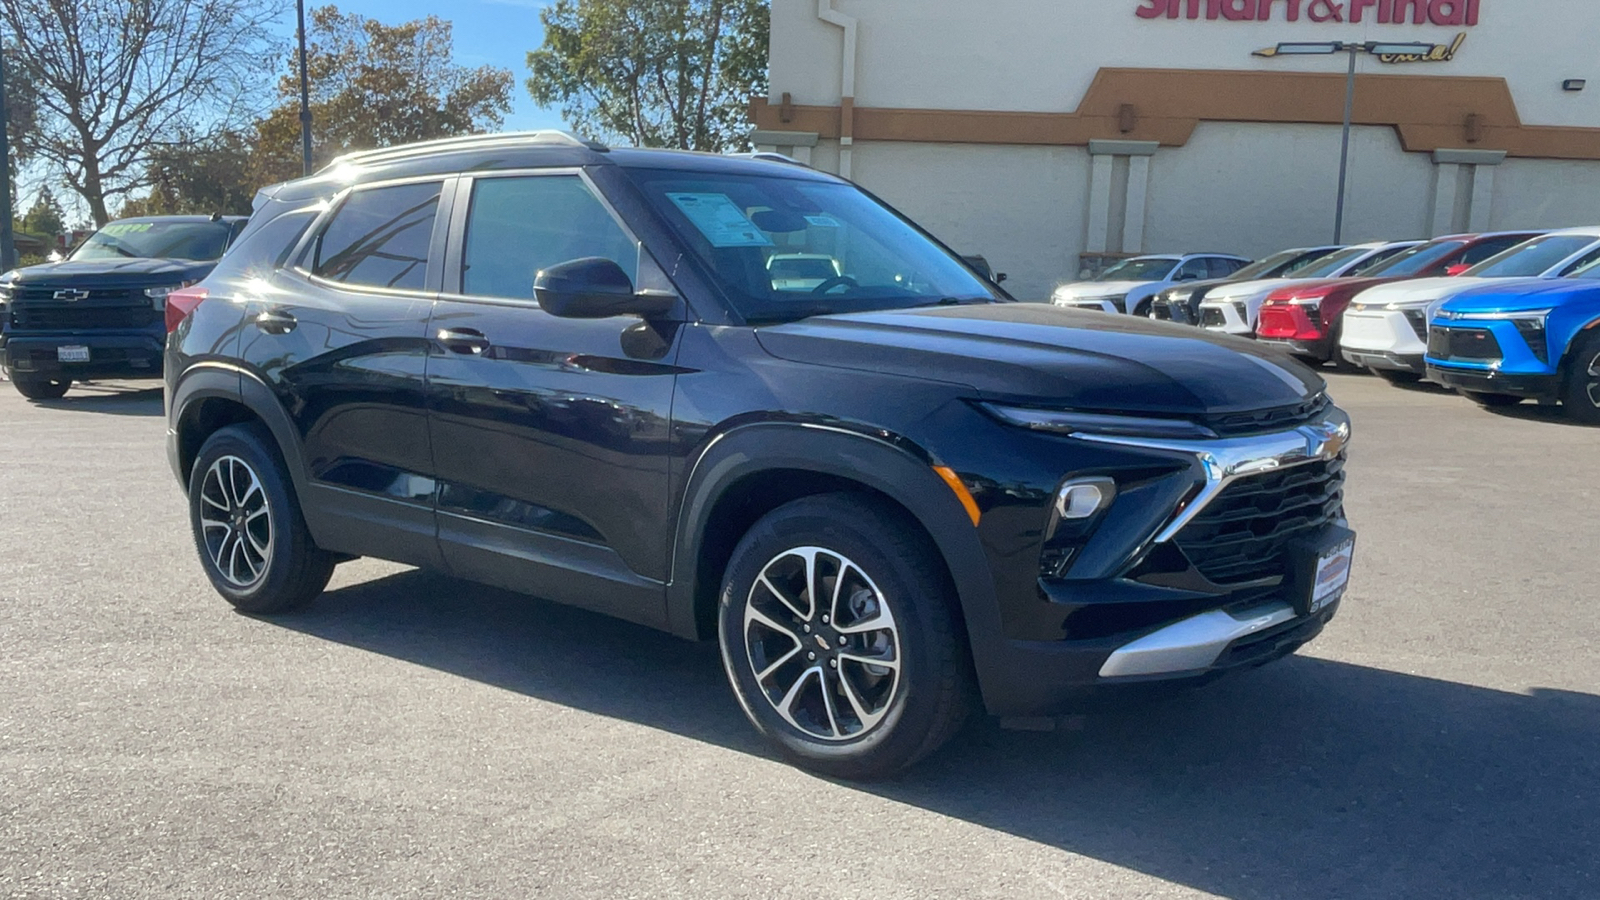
top-left (1299, 420), bottom-right (1350, 460)
top-left (53, 289), bottom-right (90, 302)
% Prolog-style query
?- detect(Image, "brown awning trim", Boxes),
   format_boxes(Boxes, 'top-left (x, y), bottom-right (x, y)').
top-left (751, 67), bottom-right (1600, 161)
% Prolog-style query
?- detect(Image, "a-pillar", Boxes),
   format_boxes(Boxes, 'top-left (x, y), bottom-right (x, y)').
top-left (1084, 140), bottom-right (1159, 274)
top-left (1429, 149), bottom-right (1508, 236)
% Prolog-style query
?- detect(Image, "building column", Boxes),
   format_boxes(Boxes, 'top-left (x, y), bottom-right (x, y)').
top-left (1430, 149), bottom-right (1508, 235)
top-left (1082, 140), bottom-right (1159, 275)
top-left (752, 130), bottom-right (820, 166)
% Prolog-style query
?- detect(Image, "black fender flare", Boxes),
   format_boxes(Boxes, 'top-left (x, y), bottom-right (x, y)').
top-left (168, 362), bottom-right (309, 499)
top-left (665, 422), bottom-right (1005, 688)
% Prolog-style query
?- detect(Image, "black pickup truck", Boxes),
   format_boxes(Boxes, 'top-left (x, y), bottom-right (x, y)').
top-left (1, 215), bottom-right (246, 399)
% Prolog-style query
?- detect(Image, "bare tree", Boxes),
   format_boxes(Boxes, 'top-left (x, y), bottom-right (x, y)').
top-left (0, 0), bottom-right (280, 225)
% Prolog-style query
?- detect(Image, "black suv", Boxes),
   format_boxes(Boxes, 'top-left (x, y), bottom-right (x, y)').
top-left (1, 215), bottom-right (247, 398)
top-left (165, 133), bottom-right (1355, 779)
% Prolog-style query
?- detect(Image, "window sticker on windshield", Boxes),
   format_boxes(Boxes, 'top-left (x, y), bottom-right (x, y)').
top-left (667, 193), bottom-right (774, 248)
top-left (101, 223), bottom-right (153, 236)
top-left (804, 214), bottom-right (840, 228)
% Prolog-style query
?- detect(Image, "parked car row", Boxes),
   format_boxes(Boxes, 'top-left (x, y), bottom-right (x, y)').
top-left (1054, 229), bottom-right (1600, 423)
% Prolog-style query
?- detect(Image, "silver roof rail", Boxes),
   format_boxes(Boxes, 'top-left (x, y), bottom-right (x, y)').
top-left (323, 130), bottom-right (611, 171)
top-left (730, 151), bottom-right (810, 168)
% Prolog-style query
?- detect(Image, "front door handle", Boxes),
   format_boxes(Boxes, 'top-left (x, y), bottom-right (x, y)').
top-left (255, 308), bottom-right (297, 335)
top-left (437, 327), bottom-right (491, 355)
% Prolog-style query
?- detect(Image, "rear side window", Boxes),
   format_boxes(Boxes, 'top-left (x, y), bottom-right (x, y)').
top-left (1207, 257), bottom-right (1244, 278)
top-left (313, 181), bottom-right (442, 291)
top-left (1175, 258), bottom-right (1209, 280)
top-left (213, 211), bottom-right (317, 278)
top-left (459, 175), bottom-right (638, 301)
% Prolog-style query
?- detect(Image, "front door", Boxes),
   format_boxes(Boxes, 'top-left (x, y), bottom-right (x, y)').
top-left (424, 170), bottom-right (682, 628)
top-left (239, 177), bottom-right (452, 568)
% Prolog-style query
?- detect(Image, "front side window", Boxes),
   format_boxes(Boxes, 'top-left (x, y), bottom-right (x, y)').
top-left (626, 168), bottom-right (999, 323)
top-left (71, 219), bottom-right (236, 262)
top-left (313, 181), bottom-right (441, 291)
top-left (1364, 240), bottom-right (1466, 277)
top-left (460, 175), bottom-right (638, 301)
top-left (1176, 258), bottom-right (1210, 281)
top-left (1466, 235), bottom-right (1598, 278)
top-left (1206, 257), bottom-right (1243, 279)
top-left (1348, 244), bottom-right (1415, 275)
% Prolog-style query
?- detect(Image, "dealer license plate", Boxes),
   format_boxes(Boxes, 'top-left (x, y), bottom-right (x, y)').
top-left (1309, 539), bottom-right (1355, 615)
top-left (57, 345), bottom-right (90, 363)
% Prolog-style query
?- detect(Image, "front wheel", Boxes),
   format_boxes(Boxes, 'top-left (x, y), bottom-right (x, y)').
top-left (717, 494), bottom-right (973, 780)
top-left (13, 375), bottom-right (70, 400)
top-left (1462, 391), bottom-right (1522, 408)
top-left (1561, 332), bottom-right (1600, 425)
top-left (188, 423), bottom-right (335, 614)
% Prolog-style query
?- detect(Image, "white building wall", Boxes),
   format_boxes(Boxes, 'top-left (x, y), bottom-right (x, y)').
top-left (1489, 160), bottom-right (1600, 230)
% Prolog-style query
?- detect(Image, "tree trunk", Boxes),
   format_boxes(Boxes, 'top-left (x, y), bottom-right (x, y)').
top-left (82, 156), bottom-right (109, 226)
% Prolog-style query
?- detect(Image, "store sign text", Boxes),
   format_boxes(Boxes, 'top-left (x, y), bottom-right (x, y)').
top-left (1136, 0), bottom-right (1482, 26)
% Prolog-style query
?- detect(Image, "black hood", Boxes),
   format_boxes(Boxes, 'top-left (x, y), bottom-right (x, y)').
top-left (3, 257), bottom-right (217, 288)
top-left (756, 303), bottom-right (1323, 416)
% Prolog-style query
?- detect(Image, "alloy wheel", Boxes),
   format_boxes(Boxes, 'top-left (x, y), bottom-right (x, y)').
top-left (1587, 351), bottom-right (1600, 408)
top-left (742, 547), bottom-right (902, 741)
top-left (198, 455), bottom-right (274, 588)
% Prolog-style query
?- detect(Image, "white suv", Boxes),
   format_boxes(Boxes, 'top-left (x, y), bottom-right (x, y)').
top-left (1052, 253), bottom-right (1249, 315)
top-left (1340, 228), bottom-right (1600, 380)
top-left (1197, 241), bottom-right (1420, 336)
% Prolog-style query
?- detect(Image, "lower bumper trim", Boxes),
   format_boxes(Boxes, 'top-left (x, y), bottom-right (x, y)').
top-left (1098, 602), bottom-right (1296, 678)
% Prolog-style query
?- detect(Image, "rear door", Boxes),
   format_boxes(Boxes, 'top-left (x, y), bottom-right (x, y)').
top-left (238, 176), bottom-right (453, 567)
top-left (423, 169), bottom-right (683, 628)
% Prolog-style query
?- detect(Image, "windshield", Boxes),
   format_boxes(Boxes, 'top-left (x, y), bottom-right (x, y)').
top-left (1232, 248), bottom-right (1330, 281)
top-left (1465, 235), bottom-right (1596, 277)
top-left (1297, 247), bottom-right (1373, 278)
top-left (627, 169), bottom-right (1000, 322)
top-left (1097, 258), bottom-right (1177, 282)
top-left (70, 219), bottom-right (234, 262)
top-left (1363, 240), bottom-right (1467, 277)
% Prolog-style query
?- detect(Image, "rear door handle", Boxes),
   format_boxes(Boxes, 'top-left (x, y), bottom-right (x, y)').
top-left (255, 308), bottom-right (297, 334)
top-left (437, 327), bottom-right (491, 355)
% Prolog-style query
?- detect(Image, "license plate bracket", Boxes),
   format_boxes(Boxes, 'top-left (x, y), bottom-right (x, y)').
top-left (1286, 526), bottom-right (1355, 618)
top-left (57, 345), bottom-right (91, 363)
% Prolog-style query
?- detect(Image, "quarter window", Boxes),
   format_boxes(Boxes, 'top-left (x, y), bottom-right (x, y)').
top-left (313, 181), bottom-right (442, 291)
top-left (460, 175), bottom-right (638, 301)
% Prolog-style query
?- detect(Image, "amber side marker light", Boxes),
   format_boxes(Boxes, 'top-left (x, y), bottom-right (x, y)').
top-left (933, 466), bottom-right (982, 527)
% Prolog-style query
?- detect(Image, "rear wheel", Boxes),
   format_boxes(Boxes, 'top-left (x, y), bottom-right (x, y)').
top-left (1462, 391), bottom-right (1523, 408)
top-left (1370, 368), bottom-right (1423, 385)
top-left (1561, 332), bottom-right (1600, 425)
top-left (12, 375), bottom-right (70, 400)
top-left (189, 423), bottom-right (336, 614)
top-left (717, 493), bottom-right (973, 780)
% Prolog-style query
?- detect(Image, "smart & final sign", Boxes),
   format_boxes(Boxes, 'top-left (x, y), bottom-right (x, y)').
top-left (1136, 0), bottom-right (1482, 25)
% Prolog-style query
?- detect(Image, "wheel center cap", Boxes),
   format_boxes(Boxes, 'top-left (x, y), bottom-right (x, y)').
top-left (813, 633), bottom-right (830, 651)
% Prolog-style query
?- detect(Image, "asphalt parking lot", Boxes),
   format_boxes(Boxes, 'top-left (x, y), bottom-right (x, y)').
top-left (1, 374), bottom-right (1595, 899)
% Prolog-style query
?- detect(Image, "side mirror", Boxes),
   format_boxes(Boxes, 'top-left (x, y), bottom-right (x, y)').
top-left (534, 257), bottom-right (676, 319)
top-left (1445, 264), bottom-right (1472, 277)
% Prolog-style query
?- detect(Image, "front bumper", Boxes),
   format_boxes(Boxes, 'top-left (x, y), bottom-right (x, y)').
top-left (2, 331), bottom-right (165, 380)
top-left (1199, 300), bottom-right (1253, 335)
top-left (1425, 319), bottom-right (1560, 399)
top-left (1258, 335), bottom-right (1334, 363)
top-left (1426, 364), bottom-right (1560, 399)
top-left (1055, 298), bottom-right (1121, 314)
top-left (1340, 309), bottom-right (1428, 372)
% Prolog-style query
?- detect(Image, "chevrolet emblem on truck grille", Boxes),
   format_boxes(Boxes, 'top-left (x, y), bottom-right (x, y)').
top-left (52, 289), bottom-right (90, 302)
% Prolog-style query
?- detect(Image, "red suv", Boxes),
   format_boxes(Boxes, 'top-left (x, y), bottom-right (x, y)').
top-left (1255, 231), bottom-right (1543, 367)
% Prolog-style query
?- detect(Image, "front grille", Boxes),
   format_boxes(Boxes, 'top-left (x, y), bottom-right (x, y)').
top-left (1200, 306), bottom-right (1226, 327)
top-left (1428, 326), bottom-right (1502, 362)
top-left (1173, 455), bottom-right (1346, 585)
top-left (10, 301), bottom-right (161, 331)
top-left (13, 288), bottom-right (136, 302)
top-left (1205, 394), bottom-right (1332, 437)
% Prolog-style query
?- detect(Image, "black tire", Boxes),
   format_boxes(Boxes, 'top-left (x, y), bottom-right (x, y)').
top-left (1462, 391), bottom-right (1523, 408)
top-left (1561, 331), bottom-right (1600, 425)
top-left (1370, 368), bottom-right (1423, 385)
top-left (188, 422), bottom-right (335, 614)
top-left (13, 375), bottom-right (71, 400)
top-left (717, 493), bottom-right (974, 780)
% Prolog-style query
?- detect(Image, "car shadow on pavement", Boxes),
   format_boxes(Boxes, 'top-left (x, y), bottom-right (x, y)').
top-left (29, 383), bottom-right (164, 416)
top-left (279, 568), bottom-right (1598, 900)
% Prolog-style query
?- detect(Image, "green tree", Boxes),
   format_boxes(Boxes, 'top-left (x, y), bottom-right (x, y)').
top-left (117, 132), bottom-right (257, 218)
top-left (0, 0), bottom-right (280, 225)
top-left (251, 5), bottom-right (515, 186)
top-left (20, 187), bottom-right (64, 237)
top-left (527, 0), bottom-right (769, 153)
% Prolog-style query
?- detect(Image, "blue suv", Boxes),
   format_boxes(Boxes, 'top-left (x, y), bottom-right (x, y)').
top-left (1426, 276), bottom-right (1600, 424)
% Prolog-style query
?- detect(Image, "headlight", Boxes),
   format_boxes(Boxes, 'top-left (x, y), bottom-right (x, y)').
top-left (1449, 308), bottom-right (1553, 322)
top-left (979, 403), bottom-right (1219, 440)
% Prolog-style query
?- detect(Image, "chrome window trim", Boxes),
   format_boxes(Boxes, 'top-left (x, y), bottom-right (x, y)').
top-left (1074, 406), bottom-right (1351, 545)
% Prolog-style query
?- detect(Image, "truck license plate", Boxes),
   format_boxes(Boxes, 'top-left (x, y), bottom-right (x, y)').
top-left (57, 345), bottom-right (91, 363)
top-left (1309, 539), bottom-right (1355, 615)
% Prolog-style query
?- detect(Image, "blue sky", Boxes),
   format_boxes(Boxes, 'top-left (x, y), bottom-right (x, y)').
top-left (289, 0), bottom-right (568, 132)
